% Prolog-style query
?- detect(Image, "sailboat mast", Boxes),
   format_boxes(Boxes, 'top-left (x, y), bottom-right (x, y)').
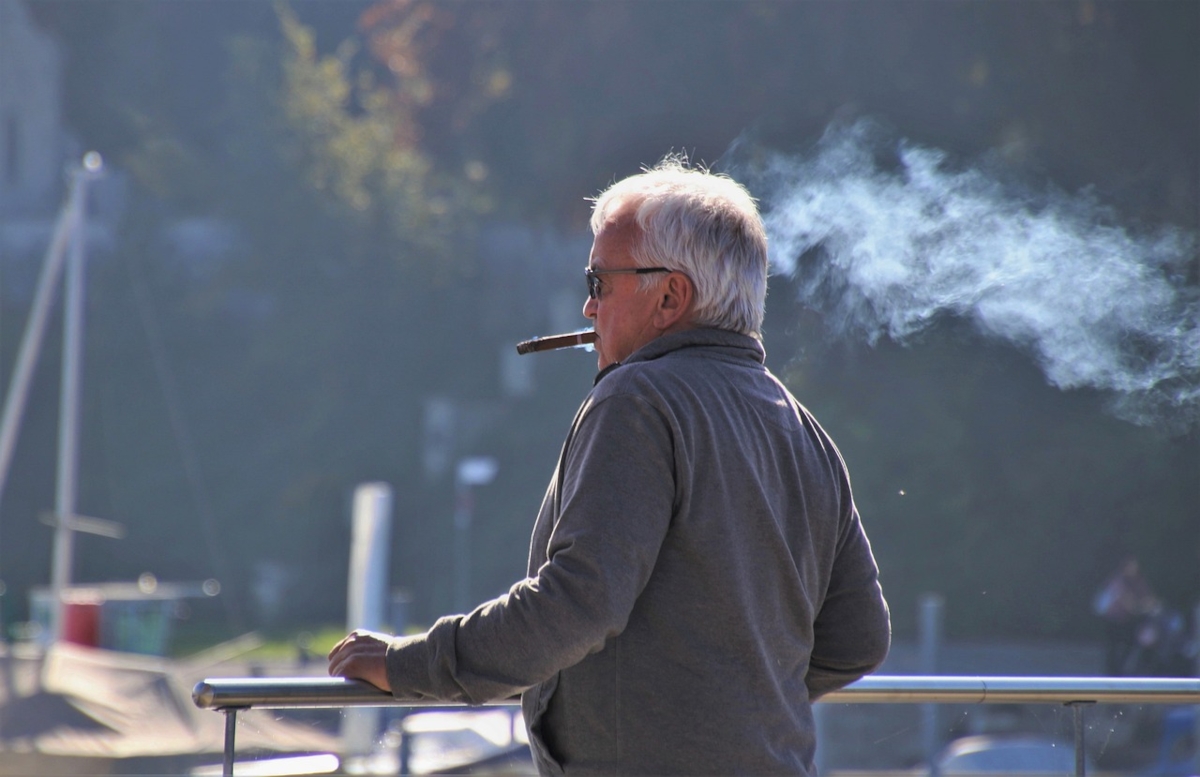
top-left (48, 158), bottom-right (94, 639)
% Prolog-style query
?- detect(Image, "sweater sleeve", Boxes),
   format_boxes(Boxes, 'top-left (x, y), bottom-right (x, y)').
top-left (805, 503), bottom-right (891, 700)
top-left (384, 391), bottom-right (676, 704)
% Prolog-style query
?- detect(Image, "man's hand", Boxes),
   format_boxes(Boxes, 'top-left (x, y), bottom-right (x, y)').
top-left (327, 629), bottom-right (393, 692)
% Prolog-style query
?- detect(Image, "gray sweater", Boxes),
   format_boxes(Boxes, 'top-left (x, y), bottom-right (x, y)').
top-left (385, 328), bottom-right (890, 775)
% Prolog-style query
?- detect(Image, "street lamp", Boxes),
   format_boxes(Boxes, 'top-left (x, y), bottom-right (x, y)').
top-left (453, 456), bottom-right (498, 613)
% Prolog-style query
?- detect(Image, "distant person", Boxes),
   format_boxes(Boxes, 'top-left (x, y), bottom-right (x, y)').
top-left (1093, 557), bottom-right (1158, 675)
top-left (329, 156), bottom-right (891, 775)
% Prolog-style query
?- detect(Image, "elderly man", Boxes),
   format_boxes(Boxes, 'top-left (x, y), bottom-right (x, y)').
top-left (329, 157), bottom-right (890, 775)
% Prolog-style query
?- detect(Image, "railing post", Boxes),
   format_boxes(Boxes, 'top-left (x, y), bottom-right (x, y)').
top-left (399, 717), bottom-right (413, 775)
top-left (222, 707), bottom-right (239, 777)
top-left (1067, 701), bottom-right (1093, 777)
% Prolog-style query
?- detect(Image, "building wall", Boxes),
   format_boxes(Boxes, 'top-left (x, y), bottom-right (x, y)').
top-left (0, 0), bottom-right (65, 214)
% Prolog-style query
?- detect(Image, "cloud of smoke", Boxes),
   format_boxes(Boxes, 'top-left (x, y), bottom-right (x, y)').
top-left (732, 121), bottom-right (1200, 430)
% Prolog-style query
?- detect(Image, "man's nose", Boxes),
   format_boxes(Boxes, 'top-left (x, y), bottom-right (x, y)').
top-left (583, 296), bottom-right (598, 319)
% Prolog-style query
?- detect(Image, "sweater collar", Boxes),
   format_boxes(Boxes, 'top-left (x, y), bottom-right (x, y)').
top-left (594, 328), bottom-right (765, 385)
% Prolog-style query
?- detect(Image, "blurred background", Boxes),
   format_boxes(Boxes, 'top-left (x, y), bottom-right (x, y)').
top-left (0, 0), bottom-right (1196, 653)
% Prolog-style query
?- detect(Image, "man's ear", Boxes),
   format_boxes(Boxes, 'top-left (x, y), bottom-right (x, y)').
top-left (653, 272), bottom-right (695, 330)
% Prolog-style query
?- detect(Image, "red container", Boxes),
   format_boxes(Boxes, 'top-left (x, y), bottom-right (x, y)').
top-left (61, 601), bottom-right (101, 646)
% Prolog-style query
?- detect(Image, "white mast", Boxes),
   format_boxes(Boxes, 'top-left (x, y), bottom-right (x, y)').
top-left (0, 152), bottom-right (106, 641)
top-left (48, 154), bottom-right (99, 641)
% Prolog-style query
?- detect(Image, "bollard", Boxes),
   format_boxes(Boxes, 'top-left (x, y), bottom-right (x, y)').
top-left (342, 483), bottom-right (394, 759)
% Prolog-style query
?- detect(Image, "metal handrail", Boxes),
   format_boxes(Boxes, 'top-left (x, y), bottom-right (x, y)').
top-left (828, 674), bottom-right (1200, 704)
top-left (194, 675), bottom-right (1200, 777)
top-left (193, 673), bottom-right (1200, 710)
top-left (193, 675), bottom-right (392, 709)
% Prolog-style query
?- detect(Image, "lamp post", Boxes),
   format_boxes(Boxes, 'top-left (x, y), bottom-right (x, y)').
top-left (453, 456), bottom-right (497, 614)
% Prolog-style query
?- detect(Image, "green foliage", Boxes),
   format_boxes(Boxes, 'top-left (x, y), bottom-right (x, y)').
top-left (274, 5), bottom-right (464, 255)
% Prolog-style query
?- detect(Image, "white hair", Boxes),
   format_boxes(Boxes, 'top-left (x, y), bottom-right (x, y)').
top-left (590, 155), bottom-right (768, 337)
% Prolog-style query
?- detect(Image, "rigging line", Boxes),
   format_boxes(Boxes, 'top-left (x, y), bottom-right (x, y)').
top-left (121, 252), bottom-right (245, 630)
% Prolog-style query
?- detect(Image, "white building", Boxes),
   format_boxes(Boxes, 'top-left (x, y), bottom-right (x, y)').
top-left (0, 0), bottom-right (121, 302)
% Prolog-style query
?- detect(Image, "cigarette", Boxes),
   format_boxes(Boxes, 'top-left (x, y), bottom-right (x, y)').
top-left (515, 330), bottom-right (598, 355)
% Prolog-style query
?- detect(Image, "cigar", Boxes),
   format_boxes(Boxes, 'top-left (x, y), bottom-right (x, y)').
top-left (515, 330), bottom-right (598, 355)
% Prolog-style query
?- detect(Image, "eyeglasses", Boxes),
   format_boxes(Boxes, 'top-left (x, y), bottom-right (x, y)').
top-left (585, 266), bottom-right (672, 300)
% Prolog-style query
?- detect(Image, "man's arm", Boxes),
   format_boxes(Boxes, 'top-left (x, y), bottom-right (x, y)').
top-left (330, 392), bottom-right (676, 704)
top-left (806, 507), bottom-right (891, 700)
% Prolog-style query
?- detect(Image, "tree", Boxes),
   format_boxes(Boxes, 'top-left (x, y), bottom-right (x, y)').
top-left (16, 0), bottom-right (1197, 643)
